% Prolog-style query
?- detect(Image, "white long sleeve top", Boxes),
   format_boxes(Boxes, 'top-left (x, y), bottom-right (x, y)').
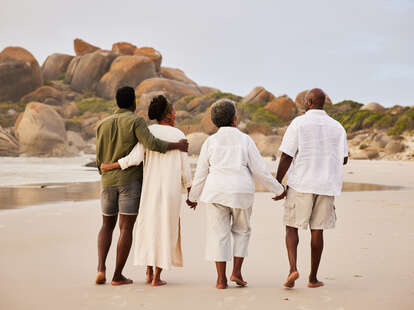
top-left (189, 127), bottom-right (284, 209)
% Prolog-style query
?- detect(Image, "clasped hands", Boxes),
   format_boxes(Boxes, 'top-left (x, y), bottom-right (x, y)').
top-left (272, 185), bottom-right (287, 201)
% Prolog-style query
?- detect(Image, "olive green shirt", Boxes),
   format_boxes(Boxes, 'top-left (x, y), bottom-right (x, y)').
top-left (96, 108), bottom-right (169, 187)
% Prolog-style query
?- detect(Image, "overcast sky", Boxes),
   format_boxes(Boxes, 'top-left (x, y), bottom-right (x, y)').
top-left (1, 0), bottom-right (413, 107)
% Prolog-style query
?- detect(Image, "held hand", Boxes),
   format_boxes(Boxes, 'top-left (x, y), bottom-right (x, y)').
top-left (186, 199), bottom-right (197, 210)
top-left (100, 163), bottom-right (111, 172)
top-left (177, 139), bottom-right (189, 153)
top-left (272, 191), bottom-right (287, 201)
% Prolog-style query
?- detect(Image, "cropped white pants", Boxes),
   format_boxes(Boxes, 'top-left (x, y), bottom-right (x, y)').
top-left (205, 203), bottom-right (252, 262)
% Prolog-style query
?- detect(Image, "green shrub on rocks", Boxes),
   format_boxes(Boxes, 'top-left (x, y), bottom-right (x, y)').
top-left (387, 108), bottom-right (414, 135)
top-left (237, 102), bottom-right (283, 126)
top-left (76, 98), bottom-right (116, 114)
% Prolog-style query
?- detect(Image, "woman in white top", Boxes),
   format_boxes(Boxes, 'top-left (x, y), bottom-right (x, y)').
top-left (101, 95), bottom-right (193, 286)
top-left (188, 99), bottom-right (285, 289)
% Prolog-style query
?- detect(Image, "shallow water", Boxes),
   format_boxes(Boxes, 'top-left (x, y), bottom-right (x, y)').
top-left (0, 181), bottom-right (405, 210)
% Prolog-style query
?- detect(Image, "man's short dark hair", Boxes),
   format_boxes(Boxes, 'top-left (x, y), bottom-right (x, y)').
top-left (116, 86), bottom-right (136, 109)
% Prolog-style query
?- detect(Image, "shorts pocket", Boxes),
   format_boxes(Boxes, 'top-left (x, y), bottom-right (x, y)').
top-left (283, 201), bottom-right (296, 224)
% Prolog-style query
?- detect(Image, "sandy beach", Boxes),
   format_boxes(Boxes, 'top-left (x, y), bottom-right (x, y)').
top-left (1, 159), bottom-right (414, 310)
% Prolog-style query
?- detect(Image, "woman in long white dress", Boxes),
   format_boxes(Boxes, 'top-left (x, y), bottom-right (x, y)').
top-left (101, 95), bottom-right (193, 286)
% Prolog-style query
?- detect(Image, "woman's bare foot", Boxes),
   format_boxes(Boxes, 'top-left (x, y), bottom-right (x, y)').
top-left (284, 271), bottom-right (300, 288)
top-left (152, 279), bottom-right (167, 287)
top-left (95, 271), bottom-right (106, 285)
top-left (111, 274), bottom-right (133, 286)
top-left (230, 274), bottom-right (248, 287)
top-left (308, 280), bottom-right (324, 288)
top-left (146, 267), bottom-right (154, 284)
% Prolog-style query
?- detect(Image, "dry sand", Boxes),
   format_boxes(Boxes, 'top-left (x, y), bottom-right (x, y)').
top-left (1, 160), bottom-right (414, 310)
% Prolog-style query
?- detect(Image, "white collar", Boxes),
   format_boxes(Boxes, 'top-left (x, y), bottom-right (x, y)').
top-left (305, 109), bottom-right (327, 116)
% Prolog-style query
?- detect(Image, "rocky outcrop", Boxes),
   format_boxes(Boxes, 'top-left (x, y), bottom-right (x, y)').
top-left (69, 51), bottom-right (118, 92)
top-left (241, 87), bottom-right (275, 105)
top-left (64, 56), bottom-right (81, 84)
top-left (265, 96), bottom-right (297, 121)
top-left (250, 134), bottom-right (281, 157)
top-left (137, 91), bottom-right (169, 112)
top-left (21, 86), bottom-right (64, 105)
top-left (199, 86), bottom-right (220, 94)
top-left (0, 46), bottom-right (43, 102)
top-left (351, 148), bottom-right (379, 160)
top-left (0, 126), bottom-right (19, 156)
top-left (360, 102), bottom-right (385, 112)
top-left (66, 130), bottom-right (87, 154)
top-left (111, 42), bottom-right (137, 55)
top-left (134, 47), bottom-right (162, 72)
top-left (295, 90), bottom-right (333, 113)
top-left (187, 132), bottom-right (209, 156)
top-left (16, 102), bottom-right (67, 156)
top-left (135, 78), bottom-right (202, 102)
top-left (74, 38), bottom-right (100, 56)
top-left (246, 123), bottom-right (273, 135)
top-left (97, 56), bottom-right (157, 99)
top-left (200, 107), bottom-right (218, 134)
top-left (160, 67), bottom-right (197, 85)
top-left (41, 53), bottom-right (74, 80)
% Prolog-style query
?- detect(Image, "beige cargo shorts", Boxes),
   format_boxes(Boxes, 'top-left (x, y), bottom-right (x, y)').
top-left (283, 187), bottom-right (336, 230)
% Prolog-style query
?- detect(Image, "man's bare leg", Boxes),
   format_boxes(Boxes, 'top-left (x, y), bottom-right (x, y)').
top-left (152, 267), bottom-right (166, 286)
top-left (308, 229), bottom-right (324, 288)
top-left (284, 226), bottom-right (300, 288)
top-left (146, 266), bottom-right (153, 283)
top-left (111, 214), bottom-right (137, 285)
top-left (96, 215), bottom-right (117, 284)
top-left (230, 257), bottom-right (247, 286)
top-left (215, 262), bottom-right (228, 289)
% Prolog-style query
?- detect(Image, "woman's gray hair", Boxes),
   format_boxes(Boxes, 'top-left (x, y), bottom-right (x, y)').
top-left (210, 99), bottom-right (236, 128)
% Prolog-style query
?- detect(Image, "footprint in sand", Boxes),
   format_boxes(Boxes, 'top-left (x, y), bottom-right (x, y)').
top-left (353, 274), bottom-right (363, 278)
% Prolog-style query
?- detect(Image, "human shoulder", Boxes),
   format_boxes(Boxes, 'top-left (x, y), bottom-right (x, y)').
top-left (325, 114), bottom-right (346, 132)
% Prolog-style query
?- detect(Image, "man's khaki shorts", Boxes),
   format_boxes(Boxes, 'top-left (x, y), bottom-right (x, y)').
top-left (283, 188), bottom-right (336, 230)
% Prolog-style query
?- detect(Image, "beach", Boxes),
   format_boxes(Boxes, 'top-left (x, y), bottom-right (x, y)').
top-left (0, 159), bottom-right (413, 310)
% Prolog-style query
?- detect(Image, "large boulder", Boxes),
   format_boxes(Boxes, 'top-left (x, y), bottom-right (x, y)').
top-left (134, 47), bottom-right (162, 72)
top-left (241, 86), bottom-right (276, 105)
top-left (199, 86), bottom-right (221, 94)
top-left (69, 51), bottom-right (118, 93)
top-left (112, 42), bottom-right (137, 55)
top-left (135, 78), bottom-right (202, 102)
top-left (160, 67), bottom-right (197, 85)
top-left (0, 47), bottom-right (43, 102)
top-left (295, 90), bottom-right (333, 113)
top-left (41, 53), bottom-right (74, 80)
top-left (187, 132), bottom-right (209, 156)
top-left (66, 130), bottom-right (87, 154)
top-left (96, 56), bottom-right (157, 99)
top-left (0, 126), bottom-right (19, 156)
top-left (74, 38), bottom-right (100, 56)
top-left (64, 56), bottom-right (81, 84)
top-left (384, 141), bottom-right (405, 154)
top-left (246, 122), bottom-right (273, 135)
top-left (360, 102), bottom-right (385, 112)
top-left (16, 102), bottom-right (67, 156)
top-left (200, 107), bottom-right (218, 134)
top-left (21, 86), bottom-right (64, 105)
top-left (137, 91), bottom-right (169, 112)
top-left (265, 96), bottom-right (297, 121)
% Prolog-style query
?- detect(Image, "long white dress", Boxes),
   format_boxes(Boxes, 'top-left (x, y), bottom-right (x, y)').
top-left (118, 124), bottom-right (193, 269)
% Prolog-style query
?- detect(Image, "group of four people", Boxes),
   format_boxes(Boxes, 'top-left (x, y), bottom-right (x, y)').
top-left (95, 86), bottom-right (348, 289)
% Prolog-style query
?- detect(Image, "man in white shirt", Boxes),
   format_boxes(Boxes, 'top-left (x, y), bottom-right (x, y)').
top-left (274, 88), bottom-right (348, 289)
top-left (188, 99), bottom-right (284, 289)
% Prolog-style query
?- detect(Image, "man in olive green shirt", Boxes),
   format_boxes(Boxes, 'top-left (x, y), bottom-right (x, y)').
top-left (95, 86), bottom-right (188, 286)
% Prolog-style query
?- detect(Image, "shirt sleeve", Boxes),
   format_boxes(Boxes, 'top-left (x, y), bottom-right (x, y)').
top-left (279, 121), bottom-right (299, 157)
top-left (247, 137), bottom-right (285, 195)
top-left (180, 152), bottom-right (193, 189)
top-left (118, 143), bottom-right (145, 170)
top-left (134, 118), bottom-right (169, 153)
top-left (188, 140), bottom-right (210, 202)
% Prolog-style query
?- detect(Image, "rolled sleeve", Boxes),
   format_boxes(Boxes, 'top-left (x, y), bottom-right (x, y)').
top-left (134, 118), bottom-right (168, 153)
top-left (118, 143), bottom-right (145, 170)
top-left (279, 121), bottom-right (299, 157)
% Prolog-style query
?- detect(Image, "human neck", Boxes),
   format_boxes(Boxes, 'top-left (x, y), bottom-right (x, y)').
top-left (159, 120), bottom-right (174, 127)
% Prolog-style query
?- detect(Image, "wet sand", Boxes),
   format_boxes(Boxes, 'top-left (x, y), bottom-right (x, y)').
top-left (0, 160), bottom-right (414, 309)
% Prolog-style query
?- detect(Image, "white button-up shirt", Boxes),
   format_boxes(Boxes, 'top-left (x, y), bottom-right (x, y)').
top-left (279, 109), bottom-right (348, 196)
top-left (189, 127), bottom-right (284, 209)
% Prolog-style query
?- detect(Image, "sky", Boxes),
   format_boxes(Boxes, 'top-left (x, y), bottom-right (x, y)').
top-left (1, 0), bottom-right (413, 107)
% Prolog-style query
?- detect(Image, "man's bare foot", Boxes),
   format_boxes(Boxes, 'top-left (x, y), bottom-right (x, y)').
top-left (284, 271), bottom-right (300, 288)
top-left (111, 275), bottom-right (133, 286)
top-left (95, 271), bottom-right (106, 285)
top-left (216, 278), bottom-right (228, 289)
top-left (308, 280), bottom-right (324, 288)
top-left (146, 273), bottom-right (153, 284)
top-left (230, 274), bottom-right (248, 287)
top-left (151, 279), bottom-right (167, 287)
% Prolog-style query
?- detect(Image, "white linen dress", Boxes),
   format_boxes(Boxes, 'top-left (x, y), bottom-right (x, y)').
top-left (118, 124), bottom-right (193, 269)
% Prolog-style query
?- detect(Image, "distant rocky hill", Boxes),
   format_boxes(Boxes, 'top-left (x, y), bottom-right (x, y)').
top-left (0, 39), bottom-right (413, 160)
